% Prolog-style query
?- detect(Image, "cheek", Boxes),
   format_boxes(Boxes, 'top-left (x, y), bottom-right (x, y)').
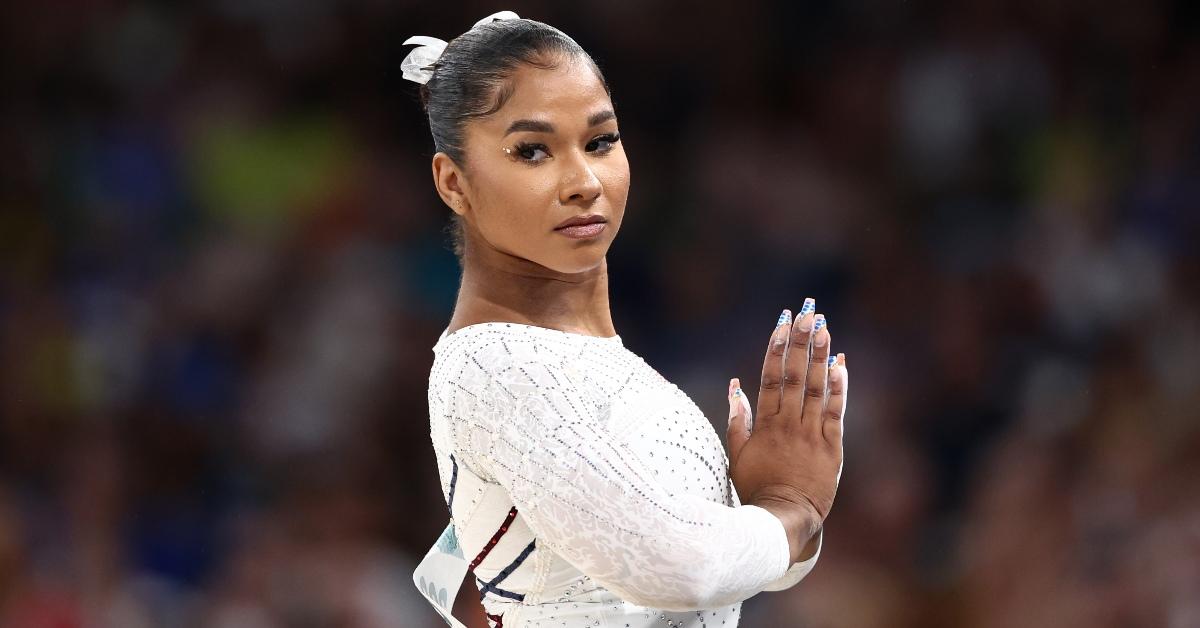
top-left (473, 171), bottom-right (556, 235)
top-left (599, 156), bottom-right (631, 215)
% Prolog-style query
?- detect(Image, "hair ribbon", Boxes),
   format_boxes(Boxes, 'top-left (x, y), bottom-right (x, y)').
top-left (401, 10), bottom-right (521, 85)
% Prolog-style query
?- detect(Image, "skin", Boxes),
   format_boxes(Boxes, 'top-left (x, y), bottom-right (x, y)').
top-left (430, 51), bottom-right (844, 567)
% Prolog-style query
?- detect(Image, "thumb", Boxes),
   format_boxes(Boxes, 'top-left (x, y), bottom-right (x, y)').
top-left (726, 377), bottom-right (752, 468)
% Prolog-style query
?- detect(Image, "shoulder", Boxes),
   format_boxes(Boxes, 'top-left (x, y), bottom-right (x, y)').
top-left (432, 324), bottom-right (607, 453)
top-left (432, 323), bottom-right (585, 392)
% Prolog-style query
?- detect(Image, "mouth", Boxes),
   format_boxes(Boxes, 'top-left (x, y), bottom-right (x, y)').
top-left (553, 214), bottom-right (608, 240)
top-left (554, 214), bottom-right (607, 230)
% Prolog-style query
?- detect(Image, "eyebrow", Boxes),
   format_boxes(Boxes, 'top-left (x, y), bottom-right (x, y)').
top-left (503, 110), bottom-right (616, 136)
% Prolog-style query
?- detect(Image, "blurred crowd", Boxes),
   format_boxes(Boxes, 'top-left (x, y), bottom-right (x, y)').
top-left (1, 1), bottom-right (1197, 627)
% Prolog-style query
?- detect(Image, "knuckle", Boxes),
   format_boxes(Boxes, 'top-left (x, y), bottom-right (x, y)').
top-left (760, 377), bottom-right (782, 391)
top-left (782, 372), bottom-right (806, 387)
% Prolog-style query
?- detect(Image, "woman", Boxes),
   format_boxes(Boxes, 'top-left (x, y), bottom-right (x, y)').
top-left (405, 12), bottom-right (848, 627)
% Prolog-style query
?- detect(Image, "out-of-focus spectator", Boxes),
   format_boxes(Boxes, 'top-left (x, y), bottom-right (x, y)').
top-left (0, 1), bottom-right (1196, 626)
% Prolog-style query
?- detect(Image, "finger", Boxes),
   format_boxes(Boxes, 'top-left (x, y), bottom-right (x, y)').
top-left (802, 314), bottom-right (832, 426)
top-left (726, 378), bottom-right (751, 467)
top-left (758, 309), bottom-right (792, 422)
top-left (822, 353), bottom-right (848, 445)
top-left (780, 297), bottom-right (816, 423)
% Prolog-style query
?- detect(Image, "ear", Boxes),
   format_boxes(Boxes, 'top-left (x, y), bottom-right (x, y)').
top-left (432, 152), bottom-right (471, 217)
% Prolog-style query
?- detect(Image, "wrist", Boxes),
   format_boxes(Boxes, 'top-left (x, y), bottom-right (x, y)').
top-left (750, 496), bottom-right (822, 565)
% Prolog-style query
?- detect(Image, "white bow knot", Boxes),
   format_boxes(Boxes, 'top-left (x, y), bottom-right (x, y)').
top-left (401, 10), bottom-right (521, 85)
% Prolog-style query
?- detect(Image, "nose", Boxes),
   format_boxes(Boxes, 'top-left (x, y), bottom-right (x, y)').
top-left (558, 152), bottom-right (602, 205)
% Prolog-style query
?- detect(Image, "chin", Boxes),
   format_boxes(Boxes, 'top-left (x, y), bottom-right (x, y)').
top-left (545, 246), bottom-right (609, 274)
top-left (536, 227), bottom-right (614, 274)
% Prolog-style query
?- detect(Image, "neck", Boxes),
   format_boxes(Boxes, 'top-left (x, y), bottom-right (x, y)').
top-left (447, 237), bottom-right (617, 338)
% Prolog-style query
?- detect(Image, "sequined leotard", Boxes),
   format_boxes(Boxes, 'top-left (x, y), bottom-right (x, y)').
top-left (425, 322), bottom-right (822, 627)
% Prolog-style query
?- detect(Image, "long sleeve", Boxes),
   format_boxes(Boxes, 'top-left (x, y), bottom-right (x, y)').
top-left (762, 530), bottom-right (822, 591)
top-left (441, 336), bottom-right (794, 611)
top-left (728, 481), bottom-right (824, 592)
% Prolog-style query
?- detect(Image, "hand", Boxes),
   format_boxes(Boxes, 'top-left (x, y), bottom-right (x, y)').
top-left (726, 299), bottom-right (848, 564)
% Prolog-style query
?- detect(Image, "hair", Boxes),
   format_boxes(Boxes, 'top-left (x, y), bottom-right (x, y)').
top-left (413, 17), bottom-right (611, 261)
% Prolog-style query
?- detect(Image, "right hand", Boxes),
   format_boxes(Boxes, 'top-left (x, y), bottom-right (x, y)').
top-left (726, 298), bottom-right (848, 563)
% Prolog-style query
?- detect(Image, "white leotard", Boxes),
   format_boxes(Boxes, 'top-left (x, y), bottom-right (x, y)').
top-left (423, 322), bottom-right (821, 627)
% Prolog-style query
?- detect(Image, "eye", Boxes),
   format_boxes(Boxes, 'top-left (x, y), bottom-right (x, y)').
top-left (512, 142), bottom-right (550, 163)
top-left (587, 132), bottom-right (621, 153)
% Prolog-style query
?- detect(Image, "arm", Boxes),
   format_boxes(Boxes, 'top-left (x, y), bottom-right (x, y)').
top-left (729, 475), bottom-right (823, 592)
top-left (444, 339), bottom-right (791, 611)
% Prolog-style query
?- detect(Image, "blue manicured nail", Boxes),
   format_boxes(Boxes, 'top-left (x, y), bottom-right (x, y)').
top-left (813, 315), bottom-right (826, 332)
top-left (733, 387), bottom-right (743, 397)
top-left (776, 309), bottom-right (792, 327)
top-left (799, 298), bottom-right (815, 317)
top-left (827, 355), bottom-right (836, 367)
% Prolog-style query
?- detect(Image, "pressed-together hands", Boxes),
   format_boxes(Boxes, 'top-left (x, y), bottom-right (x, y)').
top-left (726, 298), bottom-right (848, 565)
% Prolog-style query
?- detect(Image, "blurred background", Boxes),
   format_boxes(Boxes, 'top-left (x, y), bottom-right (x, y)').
top-left (1, 0), bottom-right (1198, 626)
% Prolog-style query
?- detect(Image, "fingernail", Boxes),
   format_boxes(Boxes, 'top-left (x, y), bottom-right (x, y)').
top-left (776, 308), bottom-right (792, 327)
top-left (813, 314), bottom-right (826, 332)
top-left (827, 355), bottom-right (836, 367)
top-left (738, 389), bottom-right (753, 432)
top-left (728, 378), bottom-right (736, 398)
top-left (728, 387), bottom-right (744, 423)
top-left (799, 301), bottom-right (815, 332)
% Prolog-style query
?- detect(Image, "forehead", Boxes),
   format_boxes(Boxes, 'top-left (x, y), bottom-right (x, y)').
top-left (479, 58), bottom-right (612, 131)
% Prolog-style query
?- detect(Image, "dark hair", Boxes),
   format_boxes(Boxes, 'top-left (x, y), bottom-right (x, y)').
top-left (413, 17), bottom-right (611, 260)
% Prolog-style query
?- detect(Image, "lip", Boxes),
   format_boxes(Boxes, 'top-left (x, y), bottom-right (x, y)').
top-left (554, 214), bottom-right (607, 230)
top-left (555, 222), bottom-right (607, 239)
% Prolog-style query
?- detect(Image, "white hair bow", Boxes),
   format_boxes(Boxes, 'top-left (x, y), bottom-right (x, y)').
top-left (401, 10), bottom-right (521, 85)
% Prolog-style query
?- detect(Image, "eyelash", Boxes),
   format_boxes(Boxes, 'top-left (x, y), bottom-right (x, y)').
top-left (511, 132), bottom-right (621, 164)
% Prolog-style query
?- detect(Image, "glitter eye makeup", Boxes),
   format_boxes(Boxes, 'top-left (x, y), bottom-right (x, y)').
top-left (502, 133), bottom-right (621, 166)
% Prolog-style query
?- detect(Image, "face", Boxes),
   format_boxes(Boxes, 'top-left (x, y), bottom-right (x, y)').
top-left (437, 54), bottom-right (630, 275)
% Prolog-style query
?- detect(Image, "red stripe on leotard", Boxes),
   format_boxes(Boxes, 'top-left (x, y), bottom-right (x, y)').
top-left (469, 506), bottom-right (518, 571)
